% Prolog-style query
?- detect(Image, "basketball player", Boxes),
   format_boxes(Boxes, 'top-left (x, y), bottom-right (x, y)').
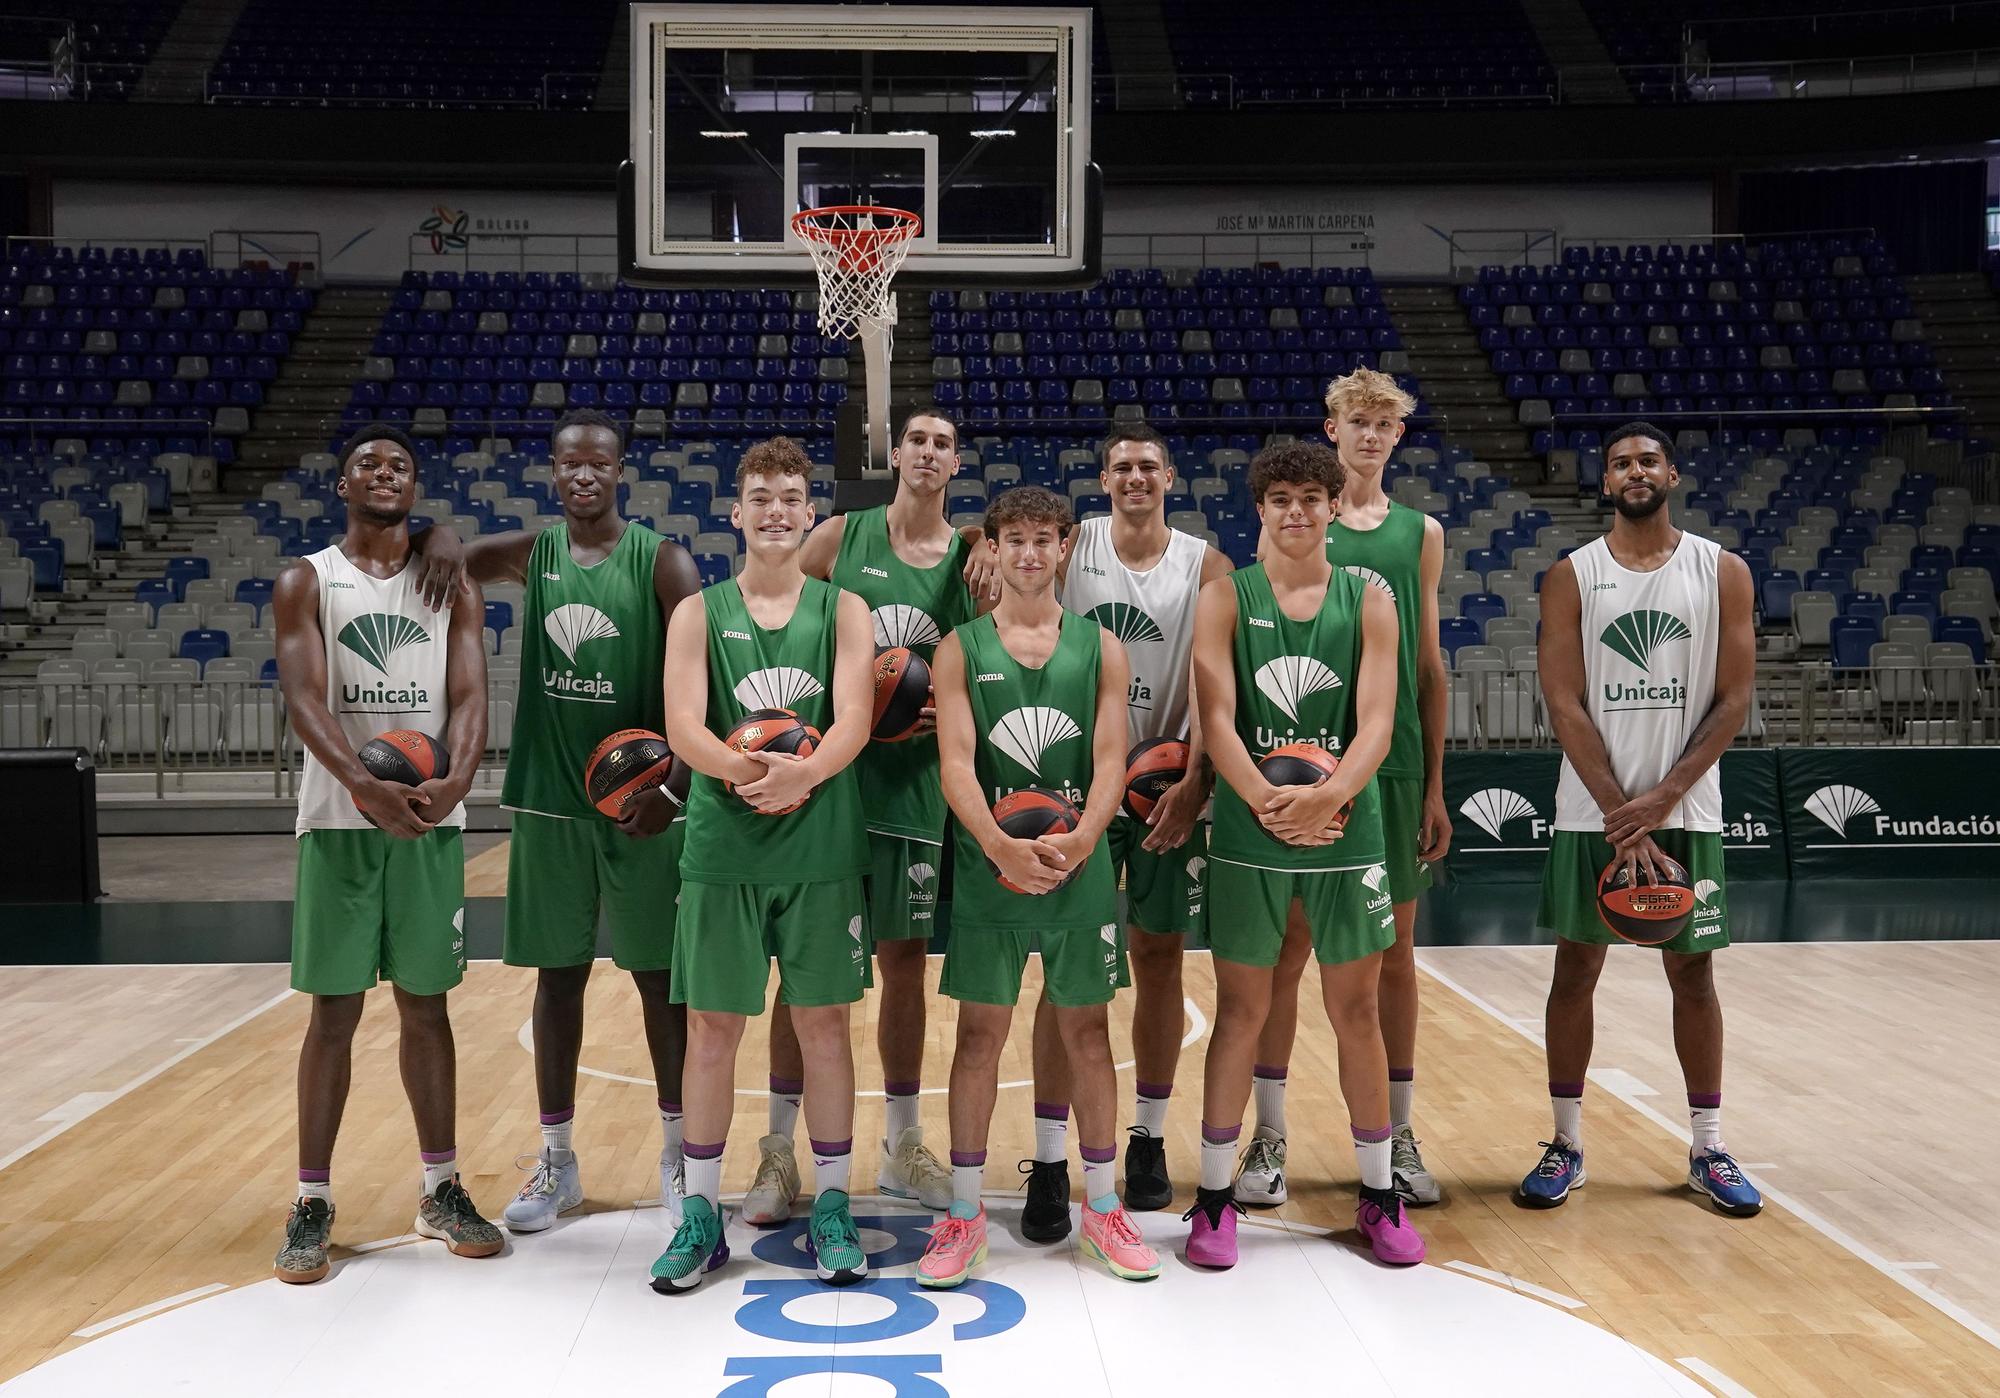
top-left (1020, 421), bottom-right (1230, 1235)
top-left (652, 436), bottom-right (875, 1293)
top-left (406, 408), bottom-right (702, 1232)
top-left (1183, 440), bottom-right (1424, 1269)
top-left (271, 423), bottom-right (498, 1284)
top-left (918, 485), bottom-right (1158, 1287)
top-left (1517, 422), bottom-right (1761, 1218)
top-left (1241, 368), bottom-right (1452, 1208)
top-left (749, 407), bottom-right (975, 1225)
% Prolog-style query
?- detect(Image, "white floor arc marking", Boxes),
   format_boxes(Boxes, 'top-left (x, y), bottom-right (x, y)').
top-left (70, 1285), bottom-right (228, 1340)
top-left (531, 997), bottom-right (1212, 1096)
top-left (1417, 952), bottom-right (2000, 1357)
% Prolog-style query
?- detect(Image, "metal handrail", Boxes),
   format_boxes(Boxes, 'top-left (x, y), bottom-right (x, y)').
top-left (406, 231), bottom-right (620, 277)
top-left (1586, 45), bottom-right (2000, 102)
top-left (1101, 232), bottom-right (1375, 271)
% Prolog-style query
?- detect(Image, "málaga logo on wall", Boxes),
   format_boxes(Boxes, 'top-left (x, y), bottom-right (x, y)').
top-left (990, 706), bottom-right (1081, 780)
top-left (1342, 564), bottom-right (1396, 602)
top-left (1802, 783), bottom-right (2000, 846)
top-left (418, 205), bottom-right (469, 255)
top-left (734, 666), bottom-right (824, 712)
top-left (1458, 787), bottom-right (1547, 847)
top-left (1598, 609), bottom-right (1690, 710)
top-left (542, 603), bottom-right (621, 703)
top-left (906, 861), bottom-right (937, 921)
top-left (336, 613), bottom-right (430, 711)
top-left (873, 604), bottom-right (941, 651)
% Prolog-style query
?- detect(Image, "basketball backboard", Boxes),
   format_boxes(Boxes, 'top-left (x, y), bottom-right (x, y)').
top-left (620, 3), bottom-right (1100, 288)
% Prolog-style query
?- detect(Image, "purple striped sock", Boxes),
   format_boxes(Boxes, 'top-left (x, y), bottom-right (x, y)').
top-left (1688, 1091), bottom-right (1722, 1109)
top-left (298, 1167), bottom-right (330, 1184)
top-left (1253, 1063), bottom-right (1288, 1081)
top-left (418, 1148), bottom-right (456, 1164)
top-left (884, 1079), bottom-right (920, 1097)
top-left (770, 1075), bottom-right (804, 1095)
top-left (1388, 1068), bottom-right (1414, 1083)
top-left (1033, 1100), bottom-right (1069, 1120)
top-left (657, 1099), bottom-right (682, 1115)
top-left (949, 1149), bottom-right (987, 1167)
top-left (683, 1139), bottom-right (726, 1161)
top-left (809, 1138), bottom-right (852, 1157)
top-left (1201, 1121), bottom-right (1242, 1145)
top-left (1350, 1123), bottom-right (1392, 1145)
top-left (1079, 1142), bottom-right (1117, 1164)
top-left (1135, 1080), bottom-right (1172, 1100)
top-left (1548, 1081), bottom-right (1586, 1099)
top-left (538, 1105), bottom-right (575, 1126)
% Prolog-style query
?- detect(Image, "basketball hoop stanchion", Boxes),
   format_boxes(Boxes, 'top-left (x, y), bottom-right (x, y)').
top-left (791, 205), bottom-right (922, 476)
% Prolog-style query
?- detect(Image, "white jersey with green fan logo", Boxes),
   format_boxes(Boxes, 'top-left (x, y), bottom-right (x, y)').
top-left (1553, 531), bottom-right (1722, 833)
top-left (1060, 518), bottom-right (1204, 743)
top-left (294, 545), bottom-right (465, 836)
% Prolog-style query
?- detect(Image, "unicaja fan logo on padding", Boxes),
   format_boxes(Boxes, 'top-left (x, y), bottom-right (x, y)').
top-left (1802, 784), bottom-right (1880, 837)
top-left (1459, 787), bottom-right (1542, 842)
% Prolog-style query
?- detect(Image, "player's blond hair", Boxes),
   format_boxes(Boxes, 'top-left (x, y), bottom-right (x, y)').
top-left (1324, 365), bottom-right (1416, 422)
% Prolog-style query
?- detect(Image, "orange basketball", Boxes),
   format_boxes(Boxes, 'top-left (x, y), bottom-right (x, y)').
top-left (723, 707), bottom-right (821, 814)
top-left (1596, 854), bottom-right (1697, 945)
top-left (353, 729), bottom-right (448, 822)
top-left (1122, 737), bottom-right (1189, 821)
top-left (583, 728), bottom-right (675, 819)
top-left (871, 645), bottom-right (932, 742)
top-left (1256, 742), bottom-right (1352, 841)
top-left (987, 786), bottom-right (1083, 893)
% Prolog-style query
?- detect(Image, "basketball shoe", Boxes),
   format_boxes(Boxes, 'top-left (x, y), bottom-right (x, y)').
top-left (273, 1196), bottom-right (333, 1284)
top-left (1122, 1127), bottom-right (1173, 1211)
top-left (1689, 1149), bottom-right (1763, 1217)
top-left (1356, 1186), bottom-right (1426, 1265)
top-left (1182, 1185), bottom-right (1241, 1269)
top-left (650, 1194), bottom-right (730, 1294)
top-left (1017, 1158), bottom-right (1072, 1242)
top-left (740, 1133), bottom-right (801, 1226)
top-left (1232, 1126), bottom-right (1288, 1206)
top-left (415, 1175), bottom-right (504, 1257)
top-left (806, 1189), bottom-right (869, 1285)
top-left (1081, 1201), bottom-right (1161, 1280)
top-left (1516, 1138), bottom-right (1586, 1208)
top-left (1391, 1126), bottom-right (1441, 1206)
top-left (916, 1203), bottom-right (989, 1288)
top-left (878, 1127), bottom-right (952, 1210)
top-left (502, 1150), bottom-right (583, 1233)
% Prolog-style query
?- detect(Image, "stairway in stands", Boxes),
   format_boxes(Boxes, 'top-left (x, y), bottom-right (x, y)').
top-left (1905, 271), bottom-right (2000, 448)
top-left (233, 286), bottom-right (392, 478)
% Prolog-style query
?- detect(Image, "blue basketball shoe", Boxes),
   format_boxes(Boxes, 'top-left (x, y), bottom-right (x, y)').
top-left (1689, 1149), bottom-right (1762, 1217)
top-left (1516, 1139), bottom-right (1586, 1208)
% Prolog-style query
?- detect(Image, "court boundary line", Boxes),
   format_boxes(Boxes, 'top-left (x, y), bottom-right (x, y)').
top-left (0, 988), bottom-right (296, 1176)
top-left (69, 1284), bottom-right (229, 1340)
top-left (1415, 952), bottom-right (2000, 1357)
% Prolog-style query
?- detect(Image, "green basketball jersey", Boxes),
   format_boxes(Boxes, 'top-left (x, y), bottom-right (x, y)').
top-left (678, 576), bottom-right (868, 884)
top-left (949, 610), bottom-right (1118, 931)
top-left (1326, 501), bottom-right (1424, 779)
top-left (1209, 564), bottom-right (1386, 872)
top-left (830, 506), bottom-right (975, 842)
top-left (503, 522), bottom-right (668, 819)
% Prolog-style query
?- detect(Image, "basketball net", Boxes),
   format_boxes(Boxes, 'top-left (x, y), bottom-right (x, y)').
top-left (791, 205), bottom-right (921, 473)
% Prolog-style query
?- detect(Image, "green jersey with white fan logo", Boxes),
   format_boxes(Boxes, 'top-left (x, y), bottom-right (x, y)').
top-left (1326, 501), bottom-right (1424, 780)
top-left (503, 522), bottom-right (668, 819)
top-left (830, 505), bottom-right (975, 841)
top-left (1209, 563), bottom-right (1385, 872)
top-left (949, 610), bottom-right (1117, 931)
top-left (678, 576), bottom-right (868, 884)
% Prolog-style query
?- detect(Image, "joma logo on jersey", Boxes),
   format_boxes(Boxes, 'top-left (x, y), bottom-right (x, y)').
top-left (1246, 616), bottom-right (1276, 629)
top-left (976, 672), bottom-right (1005, 683)
top-left (541, 570), bottom-right (562, 582)
top-left (862, 565), bottom-right (890, 579)
top-left (721, 629), bottom-right (752, 642)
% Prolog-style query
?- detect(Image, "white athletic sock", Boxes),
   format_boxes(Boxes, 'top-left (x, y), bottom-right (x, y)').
top-left (1133, 1085), bottom-right (1170, 1137)
top-left (1550, 1086), bottom-right (1584, 1150)
top-left (1199, 1126), bottom-right (1240, 1191)
top-left (1252, 1067), bottom-right (1288, 1137)
top-left (884, 1085), bottom-right (921, 1146)
top-left (686, 1149), bottom-right (724, 1209)
top-left (659, 1099), bottom-right (684, 1165)
top-left (420, 1150), bottom-right (456, 1196)
top-left (1033, 1104), bottom-right (1069, 1164)
top-left (1352, 1129), bottom-right (1392, 1192)
top-left (1689, 1096), bottom-right (1723, 1155)
top-left (769, 1077), bottom-right (803, 1139)
top-left (811, 1138), bottom-right (853, 1197)
top-left (540, 1109), bottom-right (575, 1165)
top-left (1081, 1149), bottom-right (1116, 1208)
top-left (297, 1173), bottom-right (332, 1206)
top-left (1388, 1074), bottom-right (1415, 1130)
top-left (950, 1152), bottom-right (985, 1210)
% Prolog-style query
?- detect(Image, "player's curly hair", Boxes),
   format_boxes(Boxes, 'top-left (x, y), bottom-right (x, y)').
top-left (983, 485), bottom-right (1074, 540)
top-left (738, 435), bottom-right (814, 485)
top-left (1248, 439), bottom-right (1345, 504)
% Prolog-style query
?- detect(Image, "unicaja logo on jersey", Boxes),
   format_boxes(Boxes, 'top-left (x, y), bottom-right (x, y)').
top-left (734, 666), bottom-right (825, 711)
top-left (541, 603), bottom-right (621, 704)
top-left (1254, 655), bottom-right (1342, 723)
top-left (1459, 787), bottom-right (1546, 843)
top-left (1362, 863), bottom-right (1391, 914)
top-left (338, 613), bottom-right (429, 675)
top-left (873, 604), bottom-right (942, 650)
top-left (907, 861), bottom-right (937, 921)
top-left (1598, 609), bottom-right (1690, 709)
top-left (1343, 565), bottom-right (1396, 602)
top-left (989, 706), bottom-right (1082, 779)
top-left (1086, 602), bottom-right (1164, 645)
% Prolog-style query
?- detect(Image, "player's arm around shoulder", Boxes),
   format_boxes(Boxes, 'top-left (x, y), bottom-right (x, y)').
top-left (797, 511), bottom-right (847, 582)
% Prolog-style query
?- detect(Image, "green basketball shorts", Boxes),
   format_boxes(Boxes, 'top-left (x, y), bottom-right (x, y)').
top-left (1205, 857), bottom-right (1396, 969)
top-left (503, 812), bottom-right (684, 972)
top-left (292, 827), bottom-right (466, 997)
top-left (670, 877), bottom-right (868, 1015)
top-left (1537, 829), bottom-right (1730, 954)
top-left (1107, 813), bottom-right (1208, 937)
top-left (1376, 775), bottom-right (1436, 905)
top-left (941, 918), bottom-right (1124, 1009)
top-left (866, 831), bottom-right (944, 944)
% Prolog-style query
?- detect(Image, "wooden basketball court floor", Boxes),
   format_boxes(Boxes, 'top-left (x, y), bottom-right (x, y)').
top-left (2, 848), bottom-right (1997, 1394)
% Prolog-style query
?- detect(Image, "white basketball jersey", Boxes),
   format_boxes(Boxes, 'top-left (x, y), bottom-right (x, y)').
top-left (1061, 517), bottom-right (1205, 742)
top-left (295, 545), bottom-right (466, 836)
top-left (1554, 531), bottom-right (1723, 833)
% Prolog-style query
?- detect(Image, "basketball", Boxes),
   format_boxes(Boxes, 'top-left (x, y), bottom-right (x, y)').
top-left (583, 728), bottom-right (675, 819)
top-left (356, 729), bottom-right (448, 786)
top-left (1256, 742), bottom-right (1352, 839)
top-left (1595, 854), bottom-right (1697, 945)
top-left (1122, 737), bottom-right (1189, 821)
top-left (871, 645), bottom-right (932, 742)
top-left (723, 707), bottom-right (821, 814)
top-left (987, 786), bottom-right (1083, 893)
